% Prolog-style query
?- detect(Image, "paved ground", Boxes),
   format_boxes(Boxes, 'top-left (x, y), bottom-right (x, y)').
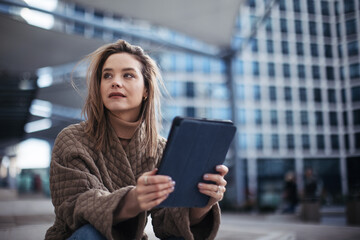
top-left (0, 191), bottom-right (359, 240)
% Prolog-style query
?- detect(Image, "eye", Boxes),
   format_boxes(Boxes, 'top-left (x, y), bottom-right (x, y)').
top-left (103, 72), bottom-right (112, 79)
top-left (124, 73), bottom-right (135, 79)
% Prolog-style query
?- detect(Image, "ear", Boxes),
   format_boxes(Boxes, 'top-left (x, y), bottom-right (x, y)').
top-left (143, 88), bottom-right (148, 101)
top-left (143, 88), bottom-right (148, 98)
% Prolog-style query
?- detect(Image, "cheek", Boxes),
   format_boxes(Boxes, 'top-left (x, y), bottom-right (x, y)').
top-left (100, 82), bottom-right (107, 102)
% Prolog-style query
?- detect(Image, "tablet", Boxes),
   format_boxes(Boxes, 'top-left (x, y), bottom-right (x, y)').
top-left (157, 116), bottom-right (236, 208)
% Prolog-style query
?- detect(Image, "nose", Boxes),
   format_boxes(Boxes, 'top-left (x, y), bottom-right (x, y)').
top-left (111, 76), bottom-right (123, 88)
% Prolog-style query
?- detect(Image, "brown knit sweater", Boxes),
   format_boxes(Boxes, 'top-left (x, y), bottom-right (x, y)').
top-left (45, 121), bottom-right (220, 240)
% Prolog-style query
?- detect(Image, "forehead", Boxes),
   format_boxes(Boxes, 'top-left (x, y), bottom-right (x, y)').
top-left (103, 52), bottom-right (142, 71)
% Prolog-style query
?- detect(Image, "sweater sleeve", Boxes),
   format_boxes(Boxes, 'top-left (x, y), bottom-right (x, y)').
top-left (151, 204), bottom-right (221, 240)
top-left (46, 126), bottom-right (145, 240)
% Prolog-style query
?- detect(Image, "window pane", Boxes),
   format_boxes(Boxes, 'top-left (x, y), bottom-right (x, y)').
top-left (312, 65), bottom-right (321, 80)
top-left (253, 85), bottom-right (261, 101)
top-left (314, 88), bottom-right (322, 103)
top-left (269, 86), bottom-right (277, 101)
top-left (271, 134), bottom-right (280, 150)
top-left (267, 40), bottom-right (274, 54)
top-left (283, 63), bottom-right (291, 78)
top-left (316, 134), bottom-right (325, 150)
top-left (279, 0), bottom-right (286, 11)
top-left (268, 62), bottom-right (276, 77)
top-left (287, 134), bottom-right (295, 150)
top-left (315, 111), bottom-right (324, 126)
top-left (328, 89), bottom-right (336, 103)
top-left (301, 111), bottom-right (309, 125)
top-left (331, 135), bottom-right (339, 150)
top-left (350, 63), bottom-right (360, 79)
top-left (344, 0), bottom-right (355, 13)
top-left (348, 41), bottom-right (359, 57)
top-left (307, 0), bottom-right (316, 14)
top-left (309, 21), bottom-right (317, 35)
top-left (293, 0), bottom-right (301, 12)
top-left (324, 44), bottom-right (333, 58)
top-left (280, 18), bottom-right (288, 33)
top-left (298, 64), bottom-right (306, 79)
top-left (329, 112), bottom-right (338, 126)
top-left (286, 110), bottom-right (293, 126)
top-left (326, 66), bottom-right (335, 80)
top-left (354, 110), bottom-right (360, 126)
top-left (282, 41), bottom-right (289, 55)
top-left (296, 42), bottom-right (304, 56)
top-left (251, 38), bottom-right (258, 52)
top-left (299, 88), bottom-right (307, 102)
top-left (352, 86), bottom-right (360, 102)
top-left (323, 23), bottom-right (331, 37)
top-left (270, 110), bottom-right (278, 125)
top-left (186, 82), bottom-right (195, 97)
top-left (321, 1), bottom-right (330, 15)
top-left (295, 20), bottom-right (302, 34)
top-left (254, 109), bottom-right (262, 125)
top-left (311, 43), bottom-right (319, 57)
top-left (252, 61), bottom-right (260, 76)
top-left (302, 134), bottom-right (310, 150)
top-left (284, 87), bottom-right (292, 102)
top-left (255, 134), bottom-right (263, 150)
top-left (346, 19), bottom-right (357, 36)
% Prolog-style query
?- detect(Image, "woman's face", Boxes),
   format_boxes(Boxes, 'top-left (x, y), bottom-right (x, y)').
top-left (100, 52), bottom-right (147, 121)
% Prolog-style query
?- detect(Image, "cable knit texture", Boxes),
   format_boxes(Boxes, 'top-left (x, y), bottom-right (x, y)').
top-left (45, 121), bottom-right (220, 240)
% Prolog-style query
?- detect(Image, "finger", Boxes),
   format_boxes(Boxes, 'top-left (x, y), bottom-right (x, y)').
top-left (139, 170), bottom-right (172, 186)
top-left (140, 193), bottom-right (171, 211)
top-left (139, 185), bottom-right (175, 202)
top-left (216, 165), bottom-right (229, 176)
top-left (142, 168), bottom-right (158, 176)
top-left (141, 181), bottom-right (176, 194)
top-left (198, 189), bottom-right (223, 200)
top-left (198, 183), bottom-right (225, 193)
top-left (203, 174), bottom-right (227, 186)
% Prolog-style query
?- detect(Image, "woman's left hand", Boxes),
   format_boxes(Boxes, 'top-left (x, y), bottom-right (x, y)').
top-left (198, 164), bottom-right (228, 207)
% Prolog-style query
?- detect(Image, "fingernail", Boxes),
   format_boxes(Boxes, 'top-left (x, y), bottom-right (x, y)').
top-left (216, 165), bottom-right (221, 170)
top-left (168, 177), bottom-right (172, 181)
top-left (204, 174), bottom-right (209, 179)
top-left (172, 181), bottom-right (176, 186)
top-left (198, 183), bottom-right (204, 187)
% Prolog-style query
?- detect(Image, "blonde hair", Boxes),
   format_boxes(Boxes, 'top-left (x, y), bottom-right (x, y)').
top-left (81, 39), bottom-right (163, 157)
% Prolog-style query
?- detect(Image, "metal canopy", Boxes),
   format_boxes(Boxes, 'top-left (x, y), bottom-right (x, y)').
top-left (0, 14), bottom-right (106, 73)
top-left (66, 0), bottom-right (242, 48)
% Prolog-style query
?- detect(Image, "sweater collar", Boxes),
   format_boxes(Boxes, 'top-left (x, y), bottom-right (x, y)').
top-left (108, 112), bottom-right (142, 140)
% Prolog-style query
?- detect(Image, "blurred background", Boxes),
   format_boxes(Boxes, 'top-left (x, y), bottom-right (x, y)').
top-left (0, 0), bottom-right (360, 239)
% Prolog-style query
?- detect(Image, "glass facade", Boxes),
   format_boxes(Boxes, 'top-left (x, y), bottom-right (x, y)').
top-left (232, 0), bottom-right (360, 205)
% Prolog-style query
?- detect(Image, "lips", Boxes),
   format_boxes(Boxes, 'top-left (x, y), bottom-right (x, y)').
top-left (109, 92), bottom-right (126, 98)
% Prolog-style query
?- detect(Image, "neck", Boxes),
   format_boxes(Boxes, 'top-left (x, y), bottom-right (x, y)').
top-left (108, 111), bottom-right (142, 140)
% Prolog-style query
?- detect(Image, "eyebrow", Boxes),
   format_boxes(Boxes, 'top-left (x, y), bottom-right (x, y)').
top-left (102, 67), bottom-right (138, 72)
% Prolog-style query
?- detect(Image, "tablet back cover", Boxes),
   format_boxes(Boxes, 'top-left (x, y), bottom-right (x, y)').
top-left (157, 117), bottom-right (236, 208)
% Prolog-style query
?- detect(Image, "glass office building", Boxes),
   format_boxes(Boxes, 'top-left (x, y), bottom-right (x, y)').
top-left (228, 0), bottom-right (360, 208)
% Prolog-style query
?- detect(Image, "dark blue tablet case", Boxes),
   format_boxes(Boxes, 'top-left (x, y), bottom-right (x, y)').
top-left (157, 117), bottom-right (236, 208)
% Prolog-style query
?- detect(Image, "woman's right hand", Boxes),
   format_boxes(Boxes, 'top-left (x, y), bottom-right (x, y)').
top-left (134, 169), bottom-right (175, 211)
top-left (114, 169), bottom-right (175, 223)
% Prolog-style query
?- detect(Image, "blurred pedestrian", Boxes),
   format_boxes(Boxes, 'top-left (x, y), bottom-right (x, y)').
top-left (282, 171), bottom-right (298, 213)
top-left (304, 167), bottom-right (318, 201)
top-left (300, 167), bottom-right (320, 222)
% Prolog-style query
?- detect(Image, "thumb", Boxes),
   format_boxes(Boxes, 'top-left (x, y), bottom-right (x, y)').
top-left (142, 168), bottom-right (158, 176)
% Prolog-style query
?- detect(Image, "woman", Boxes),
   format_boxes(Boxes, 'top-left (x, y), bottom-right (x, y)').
top-left (45, 40), bottom-right (228, 240)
